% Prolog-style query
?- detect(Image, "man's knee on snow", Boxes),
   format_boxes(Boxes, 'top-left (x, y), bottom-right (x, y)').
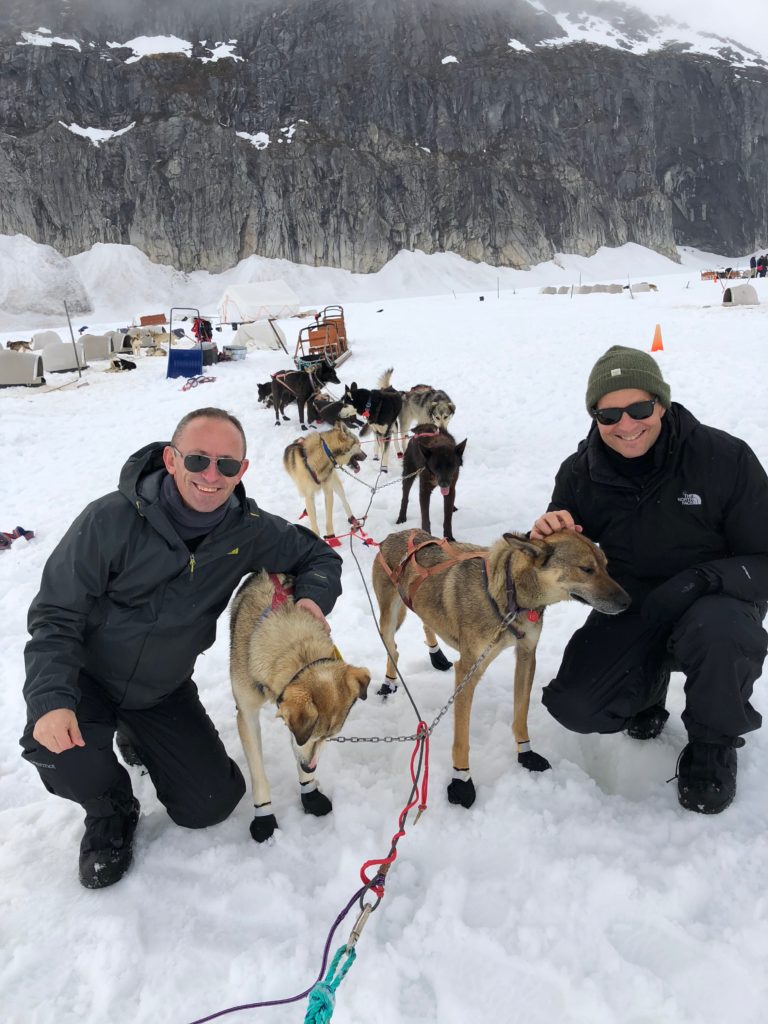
top-left (165, 765), bottom-right (246, 829)
top-left (541, 679), bottom-right (626, 734)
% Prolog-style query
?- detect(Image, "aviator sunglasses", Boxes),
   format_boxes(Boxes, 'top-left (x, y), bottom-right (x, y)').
top-left (591, 398), bottom-right (657, 426)
top-left (170, 445), bottom-right (244, 478)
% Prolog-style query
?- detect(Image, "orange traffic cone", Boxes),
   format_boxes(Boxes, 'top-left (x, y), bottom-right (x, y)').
top-left (651, 324), bottom-right (664, 352)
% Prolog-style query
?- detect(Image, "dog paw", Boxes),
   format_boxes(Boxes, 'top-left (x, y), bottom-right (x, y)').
top-left (429, 648), bottom-right (452, 672)
top-left (377, 680), bottom-right (398, 697)
top-left (301, 789), bottom-right (333, 817)
top-left (250, 814), bottom-right (279, 843)
top-left (395, 515), bottom-right (406, 524)
top-left (518, 750), bottom-right (551, 772)
top-left (301, 424), bottom-right (308, 431)
top-left (447, 777), bottom-right (476, 808)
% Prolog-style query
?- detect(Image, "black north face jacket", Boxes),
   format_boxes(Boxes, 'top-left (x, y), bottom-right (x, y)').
top-left (547, 403), bottom-right (768, 604)
top-left (23, 442), bottom-right (342, 721)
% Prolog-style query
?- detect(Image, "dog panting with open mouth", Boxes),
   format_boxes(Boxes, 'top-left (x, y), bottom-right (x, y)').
top-left (230, 571), bottom-right (371, 842)
top-left (373, 528), bottom-right (630, 808)
top-left (283, 422), bottom-right (367, 539)
top-left (396, 424), bottom-right (466, 541)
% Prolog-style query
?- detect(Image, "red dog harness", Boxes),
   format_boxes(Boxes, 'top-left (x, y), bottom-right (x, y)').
top-left (376, 531), bottom-right (489, 611)
top-left (377, 531), bottom-right (542, 636)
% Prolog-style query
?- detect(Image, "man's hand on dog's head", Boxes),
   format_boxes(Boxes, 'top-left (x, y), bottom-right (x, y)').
top-left (530, 510), bottom-right (583, 541)
top-left (296, 598), bottom-right (331, 634)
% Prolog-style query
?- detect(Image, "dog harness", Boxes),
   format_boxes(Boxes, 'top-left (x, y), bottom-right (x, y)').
top-left (254, 573), bottom-right (295, 631)
top-left (288, 437), bottom-right (322, 485)
top-left (376, 531), bottom-right (542, 638)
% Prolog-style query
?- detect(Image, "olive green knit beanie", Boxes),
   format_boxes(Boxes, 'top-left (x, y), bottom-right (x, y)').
top-left (585, 345), bottom-right (671, 412)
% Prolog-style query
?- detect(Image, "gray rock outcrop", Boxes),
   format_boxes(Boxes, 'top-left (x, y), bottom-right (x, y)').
top-left (0, 0), bottom-right (766, 273)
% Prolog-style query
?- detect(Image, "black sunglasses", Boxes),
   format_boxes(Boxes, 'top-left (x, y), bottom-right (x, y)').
top-left (171, 445), bottom-right (244, 478)
top-left (591, 398), bottom-right (657, 426)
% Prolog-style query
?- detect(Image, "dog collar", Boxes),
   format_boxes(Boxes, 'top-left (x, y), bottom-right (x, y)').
top-left (321, 438), bottom-right (339, 467)
top-left (505, 563), bottom-right (541, 623)
top-left (282, 657), bottom-right (338, 692)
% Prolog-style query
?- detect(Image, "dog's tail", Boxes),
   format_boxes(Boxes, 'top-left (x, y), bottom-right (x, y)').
top-left (378, 367), bottom-right (394, 390)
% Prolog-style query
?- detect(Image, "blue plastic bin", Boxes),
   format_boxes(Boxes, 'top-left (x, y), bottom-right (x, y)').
top-left (167, 348), bottom-right (204, 379)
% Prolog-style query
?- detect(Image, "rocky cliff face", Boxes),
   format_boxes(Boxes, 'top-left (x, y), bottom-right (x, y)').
top-left (0, 0), bottom-right (766, 272)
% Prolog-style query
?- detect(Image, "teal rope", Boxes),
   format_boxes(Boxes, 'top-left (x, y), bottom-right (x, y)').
top-left (303, 944), bottom-right (357, 1023)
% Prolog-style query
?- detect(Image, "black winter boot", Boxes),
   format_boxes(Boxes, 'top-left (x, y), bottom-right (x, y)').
top-left (626, 704), bottom-right (670, 740)
top-left (79, 797), bottom-right (140, 889)
top-left (676, 739), bottom-right (743, 815)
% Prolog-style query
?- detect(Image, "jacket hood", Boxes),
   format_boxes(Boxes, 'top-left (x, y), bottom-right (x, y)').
top-left (117, 441), bottom-right (250, 513)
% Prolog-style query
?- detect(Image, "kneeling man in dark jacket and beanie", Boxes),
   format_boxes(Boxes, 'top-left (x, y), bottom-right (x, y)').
top-left (531, 347), bottom-right (768, 814)
top-left (21, 407), bottom-right (342, 887)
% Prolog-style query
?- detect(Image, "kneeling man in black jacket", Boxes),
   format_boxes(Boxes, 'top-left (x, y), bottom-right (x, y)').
top-left (20, 407), bottom-right (342, 887)
top-left (531, 346), bottom-right (768, 814)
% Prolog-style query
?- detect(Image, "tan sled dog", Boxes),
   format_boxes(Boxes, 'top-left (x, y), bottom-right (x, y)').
top-left (283, 423), bottom-right (367, 538)
top-left (230, 570), bottom-right (371, 842)
top-left (372, 529), bottom-right (630, 808)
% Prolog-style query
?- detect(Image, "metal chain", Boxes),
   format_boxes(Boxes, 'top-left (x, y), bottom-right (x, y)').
top-left (329, 610), bottom-right (515, 744)
top-left (333, 460), bottom-right (421, 492)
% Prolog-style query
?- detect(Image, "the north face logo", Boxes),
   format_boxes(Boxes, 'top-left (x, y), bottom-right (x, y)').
top-left (677, 492), bottom-right (702, 506)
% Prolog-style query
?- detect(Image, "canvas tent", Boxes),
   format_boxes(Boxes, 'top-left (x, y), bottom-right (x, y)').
top-left (232, 321), bottom-right (287, 351)
top-left (723, 284), bottom-right (759, 306)
top-left (218, 281), bottom-right (300, 324)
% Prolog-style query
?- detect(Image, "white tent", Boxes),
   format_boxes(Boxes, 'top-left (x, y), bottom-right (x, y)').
top-left (218, 281), bottom-right (300, 324)
top-left (723, 283), bottom-right (759, 306)
top-left (232, 320), bottom-right (287, 350)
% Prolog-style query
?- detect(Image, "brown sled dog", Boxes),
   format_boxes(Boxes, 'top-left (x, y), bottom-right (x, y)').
top-left (372, 529), bottom-right (629, 808)
top-left (283, 423), bottom-right (367, 539)
top-left (396, 425), bottom-right (466, 541)
top-left (230, 570), bottom-right (371, 842)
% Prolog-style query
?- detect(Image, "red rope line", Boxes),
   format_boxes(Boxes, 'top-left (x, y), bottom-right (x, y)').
top-left (359, 722), bottom-right (429, 898)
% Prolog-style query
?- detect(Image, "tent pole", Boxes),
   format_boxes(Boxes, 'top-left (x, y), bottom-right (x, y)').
top-left (268, 318), bottom-right (289, 354)
top-left (63, 300), bottom-right (83, 379)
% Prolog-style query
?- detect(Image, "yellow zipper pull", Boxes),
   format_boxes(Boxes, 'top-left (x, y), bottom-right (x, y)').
top-left (189, 554), bottom-right (196, 575)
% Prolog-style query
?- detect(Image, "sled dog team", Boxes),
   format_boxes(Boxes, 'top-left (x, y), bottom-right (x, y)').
top-left (234, 350), bottom-right (766, 832)
top-left (21, 345), bottom-right (768, 888)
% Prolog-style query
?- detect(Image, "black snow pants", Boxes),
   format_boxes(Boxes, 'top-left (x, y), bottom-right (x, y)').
top-left (20, 675), bottom-right (245, 828)
top-left (542, 595), bottom-right (766, 743)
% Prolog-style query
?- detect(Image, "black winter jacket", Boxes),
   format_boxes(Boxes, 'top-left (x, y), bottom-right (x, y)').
top-left (23, 443), bottom-right (343, 720)
top-left (548, 403), bottom-right (768, 604)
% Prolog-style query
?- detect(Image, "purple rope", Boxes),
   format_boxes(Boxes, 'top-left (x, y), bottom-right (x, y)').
top-left (183, 884), bottom-right (369, 1024)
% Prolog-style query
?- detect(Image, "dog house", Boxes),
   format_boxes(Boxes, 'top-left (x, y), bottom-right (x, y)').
top-left (32, 329), bottom-right (63, 350)
top-left (723, 283), bottom-right (759, 306)
top-left (79, 333), bottom-right (117, 361)
top-left (40, 340), bottom-right (86, 373)
top-left (0, 349), bottom-right (45, 388)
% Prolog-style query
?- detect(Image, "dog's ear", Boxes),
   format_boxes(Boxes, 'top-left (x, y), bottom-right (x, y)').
top-left (455, 439), bottom-right (467, 462)
top-left (277, 690), bottom-right (319, 747)
top-left (345, 666), bottom-right (371, 701)
top-left (503, 532), bottom-right (547, 560)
